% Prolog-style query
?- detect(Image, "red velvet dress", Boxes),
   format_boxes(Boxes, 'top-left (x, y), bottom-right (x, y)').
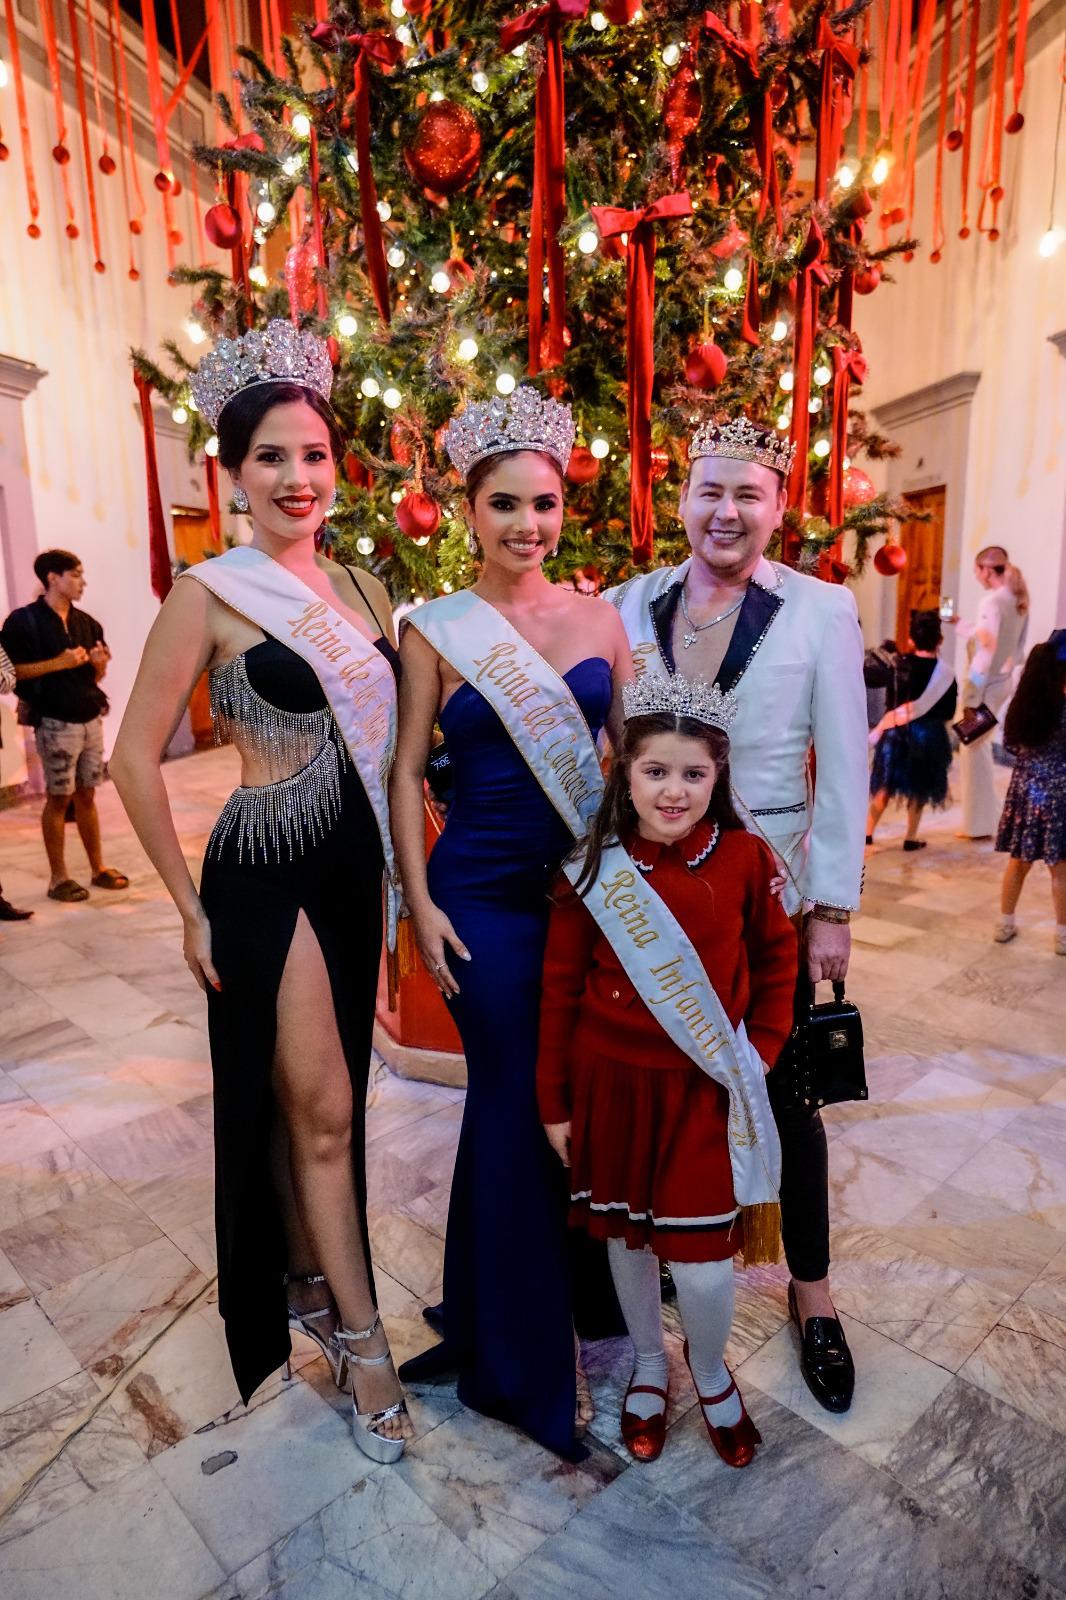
top-left (536, 820), bottom-right (797, 1263)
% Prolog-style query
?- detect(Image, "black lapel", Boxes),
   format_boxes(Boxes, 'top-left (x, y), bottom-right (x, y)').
top-left (649, 583), bottom-right (682, 674)
top-left (716, 581), bottom-right (784, 692)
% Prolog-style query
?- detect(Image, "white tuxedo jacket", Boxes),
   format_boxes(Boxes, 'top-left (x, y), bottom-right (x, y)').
top-left (607, 557), bottom-right (868, 912)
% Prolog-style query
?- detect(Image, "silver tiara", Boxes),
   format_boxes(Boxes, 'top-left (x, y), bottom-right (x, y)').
top-left (623, 673), bottom-right (738, 732)
top-left (189, 319), bottom-right (334, 430)
top-left (444, 387), bottom-right (576, 479)
top-left (690, 415), bottom-right (796, 477)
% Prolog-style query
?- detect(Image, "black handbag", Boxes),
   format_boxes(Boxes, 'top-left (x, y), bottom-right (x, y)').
top-left (776, 978), bottom-right (867, 1112)
top-left (952, 702), bottom-right (998, 745)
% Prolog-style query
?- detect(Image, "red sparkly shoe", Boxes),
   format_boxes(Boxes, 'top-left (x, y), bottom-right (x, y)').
top-left (620, 1376), bottom-right (669, 1462)
top-left (683, 1342), bottom-right (760, 1469)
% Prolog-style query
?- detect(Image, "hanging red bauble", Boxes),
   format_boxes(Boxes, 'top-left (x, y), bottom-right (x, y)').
top-left (711, 216), bottom-right (748, 260)
top-left (880, 206), bottom-right (905, 227)
top-left (128, 267), bottom-right (140, 281)
top-left (566, 447), bottom-right (600, 486)
top-left (684, 341), bottom-right (728, 390)
top-left (444, 256), bottom-right (476, 287)
top-left (1005, 111), bottom-right (1024, 134)
top-left (285, 236), bottom-right (319, 317)
top-left (0, 143), bottom-right (8, 161)
top-left (842, 465), bottom-right (877, 507)
top-left (649, 447), bottom-right (670, 483)
top-left (168, 229), bottom-right (182, 247)
top-left (377, 536), bottom-right (395, 559)
top-left (945, 128), bottom-right (964, 151)
top-left (98, 152), bottom-right (116, 175)
top-left (930, 249), bottom-right (942, 264)
top-left (205, 202), bottom-right (242, 249)
top-left (403, 0), bottom-right (432, 13)
top-left (172, 179), bottom-right (183, 198)
top-left (343, 452), bottom-right (372, 489)
top-left (404, 102), bottom-right (482, 196)
top-left (396, 491), bottom-right (441, 539)
top-left (603, 0), bottom-right (641, 19)
top-left (130, 218), bottom-right (143, 235)
top-left (65, 222), bottom-right (79, 239)
top-left (94, 260), bottom-right (106, 274)
top-left (28, 223), bottom-right (41, 239)
top-left (854, 266), bottom-right (882, 295)
top-left (769, 76), bottom-right (788, 110)
top-left (873, 542), bottom-right (907, 575)
top-left (662, 52), bottom-right (701, 185)
top-left (389, 422), bottom-right (415, 466)
top-left (154, 169), bottom-right (174, 193)
top-left (53, 144), bottom-right (71, 164)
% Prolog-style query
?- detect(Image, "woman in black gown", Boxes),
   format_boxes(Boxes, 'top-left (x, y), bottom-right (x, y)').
top-left (112, 325), bottom-right (412, 1461)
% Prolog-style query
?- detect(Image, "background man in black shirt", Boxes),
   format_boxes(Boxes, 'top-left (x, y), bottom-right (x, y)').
top-left (1, 550), bottom-right (128, 902)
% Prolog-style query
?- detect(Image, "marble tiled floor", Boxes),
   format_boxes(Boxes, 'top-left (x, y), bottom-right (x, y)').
top-left (1, 749), bottom-right (1065, 1598)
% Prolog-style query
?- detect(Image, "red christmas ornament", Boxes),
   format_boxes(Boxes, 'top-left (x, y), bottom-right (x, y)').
top-left (990, 184), bottom-right (1004, 203)
top-left (404, 102), bottom-right (482, 196)
top-left (444, 256), bottom-right (476, 287)
top-left (945, 128), bottom-right (964, 151)
top-left (396, 491), bottom-right (441, 540)
top-left (602, 0), bottom-right (641, 19)
top-left (53, 144), bottom-right (71, 164)
top-left (538, 323), bottom-right (573, 368)
top-left (873, 542), bottom-right (907, 576)
top-left (377, 536), bottom-right (395, 559)
top-left (205, 203), bottom-right (242, 249)
top-left (94, 260), bottom-right (106, 274)
top-left (880, 205), bottom-right (905, 227)
top-left (959, 225), bottom-right (971, 239)
top-left (27, 223), bottom-right (41, 239)
top-left (769, 77), bottom-right (788, 110)
top-left (930, 250), bottom-right (942, 264)
top-left (566, 447), bottom-right (600, 486)
top-left (128, 267), bottom-right (140, 281)
top-left (172, 179), bottom-right (183, 198)
top-left (854, 266), bottom-right (882, 295)
top-left (842, 465), bottom-right (877, 507)
top-left (154, 169), bottom-right (174, 193)
top-left (649, 447), bottom-right (670, 483)
top-left (98, 152), bottom-right (116, 175)
top-left (403, 0), bottom-right (432, 12)
top-left (344, 452), bottom-right (373, 489)
top-left (130, 218), bottom-right (143, 235)
top-left (662, 52), bottom-right (701, 185)
top-left (65, 222), bottom-right (79, 239)
top-left (389, 422), bottom-right (415, 466)
top-left (285, 236), bottom-right (319, 317)
top-left (711, 216), bottom-right (748, 260)
top-left (168, 229), bottom-right (183, 247)
top-left (0, 143), bottom-right (8, 162)
top-left (1005, 111), bottom-right (1024, 134)
top-left (684, 341), bottom-right (728, 390)
top-left (903, 249), bottom-right (915, 262)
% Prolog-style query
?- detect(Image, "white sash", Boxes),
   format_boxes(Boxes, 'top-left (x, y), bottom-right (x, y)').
top-left (184, 547), bottom-right (400, 947)
top-left (563, 839), bottom-right (781, 1207)
top-left (406, 591), bottom-right (605, 838)
top-left (607, 563), bottom-right (685, 684)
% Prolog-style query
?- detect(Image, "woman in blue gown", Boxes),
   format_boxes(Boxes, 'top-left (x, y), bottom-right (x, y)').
top-left (390, 392), bottom-right (632, 1459)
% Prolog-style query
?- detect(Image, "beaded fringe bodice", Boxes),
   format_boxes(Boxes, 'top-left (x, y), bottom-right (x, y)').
top-left (208, 652), bottom-right (347, 864)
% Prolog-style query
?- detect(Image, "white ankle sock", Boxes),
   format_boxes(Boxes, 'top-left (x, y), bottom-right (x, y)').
top-left (607, 1239), bottom-right (668, 1421)
top-left (1000, 913), bottom-right (1017, 927)
top-left (669, 1258), bottom-right (742, 1428)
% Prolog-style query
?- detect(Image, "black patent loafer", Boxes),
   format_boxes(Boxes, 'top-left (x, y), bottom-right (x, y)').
top-left (788, 1280), bottom-right (855, 1414)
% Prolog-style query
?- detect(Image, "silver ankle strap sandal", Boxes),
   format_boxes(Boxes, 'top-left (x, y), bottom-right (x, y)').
top-left (283, 1272), bottom-right (347, 1389)
top-left (331, 1314), bottom-right (409, 1464)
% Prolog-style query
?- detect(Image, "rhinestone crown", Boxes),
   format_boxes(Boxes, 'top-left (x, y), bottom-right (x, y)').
top-left (689, 415), bottom-right (797, 478)
top-left (190, 319), bottom-right (334, 430)
top-left (444, 387), bottom-right (576, 479)
top-left (623, 673), bottom-right (739, 732)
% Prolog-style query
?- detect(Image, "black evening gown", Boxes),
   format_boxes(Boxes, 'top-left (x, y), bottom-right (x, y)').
top-left (198, 635), bottom-right (398, 1404)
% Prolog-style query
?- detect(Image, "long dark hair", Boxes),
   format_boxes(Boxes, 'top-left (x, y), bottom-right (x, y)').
top-left (1003, 641), bottom-right (1066, 752)
top-left (571, 713), bottom-right (743, 896)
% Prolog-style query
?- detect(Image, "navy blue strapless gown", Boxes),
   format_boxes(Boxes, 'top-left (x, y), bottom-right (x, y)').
top-left (399, 658), bottom-right (612, 1458)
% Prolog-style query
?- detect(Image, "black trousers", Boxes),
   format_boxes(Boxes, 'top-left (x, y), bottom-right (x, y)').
top-left (765, 962), bottom-right (831, 1283)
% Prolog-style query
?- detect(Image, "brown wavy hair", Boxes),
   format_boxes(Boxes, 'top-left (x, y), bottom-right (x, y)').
top-left (570, 713), bottom-right (744, 897)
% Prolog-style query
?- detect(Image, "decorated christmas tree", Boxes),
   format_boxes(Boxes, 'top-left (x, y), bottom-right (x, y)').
top-left (134, 0), bottom-right (914, 602)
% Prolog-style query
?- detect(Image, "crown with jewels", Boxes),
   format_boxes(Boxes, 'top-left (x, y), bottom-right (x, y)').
top-left (689, 416), bottom-right (797, 478)
top-left (189, 319), bottom-right (334, 430)
top-left (623, 673), bottom-right (739, 733)
top-left (444, 387), bottom-right (576, 479)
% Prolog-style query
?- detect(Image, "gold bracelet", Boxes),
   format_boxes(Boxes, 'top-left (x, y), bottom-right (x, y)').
top-left (811, 906), bottom-right (852, 925)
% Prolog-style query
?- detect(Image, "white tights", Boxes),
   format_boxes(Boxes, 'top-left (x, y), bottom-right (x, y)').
top-left (607, 1238), bottom-right (741, 1426)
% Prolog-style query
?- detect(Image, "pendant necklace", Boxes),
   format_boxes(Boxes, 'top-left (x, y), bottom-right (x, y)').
top-left (679, 583), bottom-right (746, 650)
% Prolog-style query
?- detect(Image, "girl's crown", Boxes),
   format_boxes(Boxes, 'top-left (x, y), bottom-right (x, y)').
top-left (623, 673), bottom-right (738, 732)
top-left (444, 387), bottom-right (575, 479)
top-left (689, 416), bottom-right (796, 478)
top-left (190, 319), bottom-right (334, 430)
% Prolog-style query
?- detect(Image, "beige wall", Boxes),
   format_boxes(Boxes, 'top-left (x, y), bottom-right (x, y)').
top-left (851, 29), bottom-right (1066, 676)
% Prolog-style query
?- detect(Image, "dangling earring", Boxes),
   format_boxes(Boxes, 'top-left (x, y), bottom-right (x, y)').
top-left (465, 526), bottom-right (478, 557)
top-left (548, 544), bottom-right (560, 559)
top-left (232, 485), bottom-right (249, 513)
top-left (328, 488), bottom-right (339, 512)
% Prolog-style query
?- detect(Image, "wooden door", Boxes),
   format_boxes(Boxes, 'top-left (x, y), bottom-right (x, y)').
top-left (896, 486), bottom-right (946, 648)
top-left (170, 507), bottom-right (218, 749)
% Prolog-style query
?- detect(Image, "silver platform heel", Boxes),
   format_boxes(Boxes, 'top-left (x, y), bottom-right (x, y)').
top-left (284, 1272), bottom-right (348, 1389)
top-left (331, 1314), bottom-right (409, 1464)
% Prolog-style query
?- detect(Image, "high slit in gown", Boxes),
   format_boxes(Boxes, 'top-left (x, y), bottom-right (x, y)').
top-left (199, 635), bottom-right (399, 1404)
top-left (399, 656), bottom-right (616, 1459)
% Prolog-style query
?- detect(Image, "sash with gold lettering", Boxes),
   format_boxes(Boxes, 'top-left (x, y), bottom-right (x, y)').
top-left (563, 840), bottom-right (781, 1211)
top-left (606, 562), bottom-right (683, 683)
top-left (183, 547), bottom-right (400, 947)
top-left (406, 591), bottom-right (605, 838)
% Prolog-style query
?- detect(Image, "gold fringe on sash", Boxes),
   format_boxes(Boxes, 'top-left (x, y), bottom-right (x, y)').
top-left (739, 1202), bottom-right (782, 1267)
top-left (385, 916), bottom-right (421, 1010)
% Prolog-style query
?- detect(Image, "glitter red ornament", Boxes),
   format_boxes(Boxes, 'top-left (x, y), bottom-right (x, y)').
top-left (389, 422), bottom-right (415, 466)
top-left (683, 341), bottom-right (728, 390)
top-left (842, 465), bottom-right (877, 507)
top-left (662, 51), bottom-right (701, 185)
top-left (395, 491), bottom-right (441, 540)
top-left (404, 101), bottom-right (482, 196)
top-left (854, 266), bottom-right (882, 294)
top-left (602, 0), bottom-right (641, 20)
top-left (566, 447), bottom-right (600, 486)
top-left (205, 203), bottom-right (242, 249)
top-left (873, 541), bottom-right (907, 575)
top-left (284, 236), bottom-right (319, 317)
top-left (649, 447), bottom-right (670, 483)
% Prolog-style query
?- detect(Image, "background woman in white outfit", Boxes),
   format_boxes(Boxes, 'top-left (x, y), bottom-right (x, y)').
top-left (957, 545), bottom-right (1029, 838)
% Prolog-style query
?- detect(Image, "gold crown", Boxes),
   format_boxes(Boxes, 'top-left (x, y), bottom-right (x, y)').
top-left (623, 673), bottom-right (738, 732)
top-left (444, 387), bottom-right (576, 479)
top-left (190, 319), bottom-right (334, 430)
top-left (689, 416), bottom-right (796, 477)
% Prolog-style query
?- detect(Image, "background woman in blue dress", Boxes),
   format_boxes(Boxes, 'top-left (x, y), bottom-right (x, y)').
top-left (390, 393), bottom-right (631, 1458)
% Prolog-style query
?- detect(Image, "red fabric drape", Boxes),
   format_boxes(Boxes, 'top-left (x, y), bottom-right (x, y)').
top-left (931, 0), bottom-right (954, 258)
top-left (39, 0), bottom-right (77, 233)
top-left (138, 0), bottom-right (173, 181)
top-left (701, 12), bottom-right (781, 230)
top-left (902, 0), bottom-right (938, 235)
top-left (83, 0), bottom-right (113, 170)
top-left (959, 0), bottom-right (981, 235)
top-left (814, 19), bottom-right (858, 202)
top-left (2, 0), bottom-right (40, 236)
top-left (205, 458), bottom-right (222, 549)
top-left (134, 376), bottom-right (173, 603)
top-left (347, 34), bottom-right (403, 326)
top-left (499, 1), bottom-right (588, 372)
top-left (66, 0), bottom-right (105, 268)
top-left (787, 221), bottom-right (829, 514)
top-left (308, 125), bottom-right (328, 321)
top-left (111, 0), bottom-right (148, 232)
top-left (590, 193), bottom-right (693, 563)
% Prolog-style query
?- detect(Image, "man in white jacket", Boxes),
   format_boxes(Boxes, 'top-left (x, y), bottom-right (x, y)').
top-left (608, 416), bottom-right (868, 1412)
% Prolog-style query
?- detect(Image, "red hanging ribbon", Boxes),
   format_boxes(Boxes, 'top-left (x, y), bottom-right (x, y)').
top-left (701, 12), bottom-right (781, 231)
top-left (133, 375), bottom-right (173, 603)
top-left (338, 33), bottom-right (404, 325)
top-left (902, 0), bottom-right (938, 235)
top-left (828, 345), bottom-right (868, 526)
top-left (978, 0), bottom-right (1013, 236)
top-left (814, 20), bottom-right (858, 201)
top-left (308, 125), bottom-right (328, 322)
top-left (741, 256), bottom-right (761, 345)
top-left (222, 132), bottom-right (262, 317)
top-left (959, 0), bottom-right (980, 236)
top-left (66, 0), bottom-right (105, 270)
top-left (590, 193), bottom-right (693, 564)
top-left (857, 7), bottom-right (871, 157)
top-left (39, 0), bottom-right (77, 234)
top-left (111, 0), bottom-right (147, 232)
top-left (788, 219), bottom-right (830, 515)
top-left (499, 1), bottom-right (588, 372)
top-left (139, 0), bottom-right (174, 183)
top-left (82, 0), bottom-right (113, 171)
top-left (931, 0), bottom-right (953, 259)
top-left (1008, 0), bottom-right (1032, 126)
top-left (2, 0), bottom-right (41, 236)
top-left (205, 458), bottom-right (222, 550)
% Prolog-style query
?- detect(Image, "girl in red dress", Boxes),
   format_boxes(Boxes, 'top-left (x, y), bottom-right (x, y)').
top-left (537, 700), bottom-right (796, 1466)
